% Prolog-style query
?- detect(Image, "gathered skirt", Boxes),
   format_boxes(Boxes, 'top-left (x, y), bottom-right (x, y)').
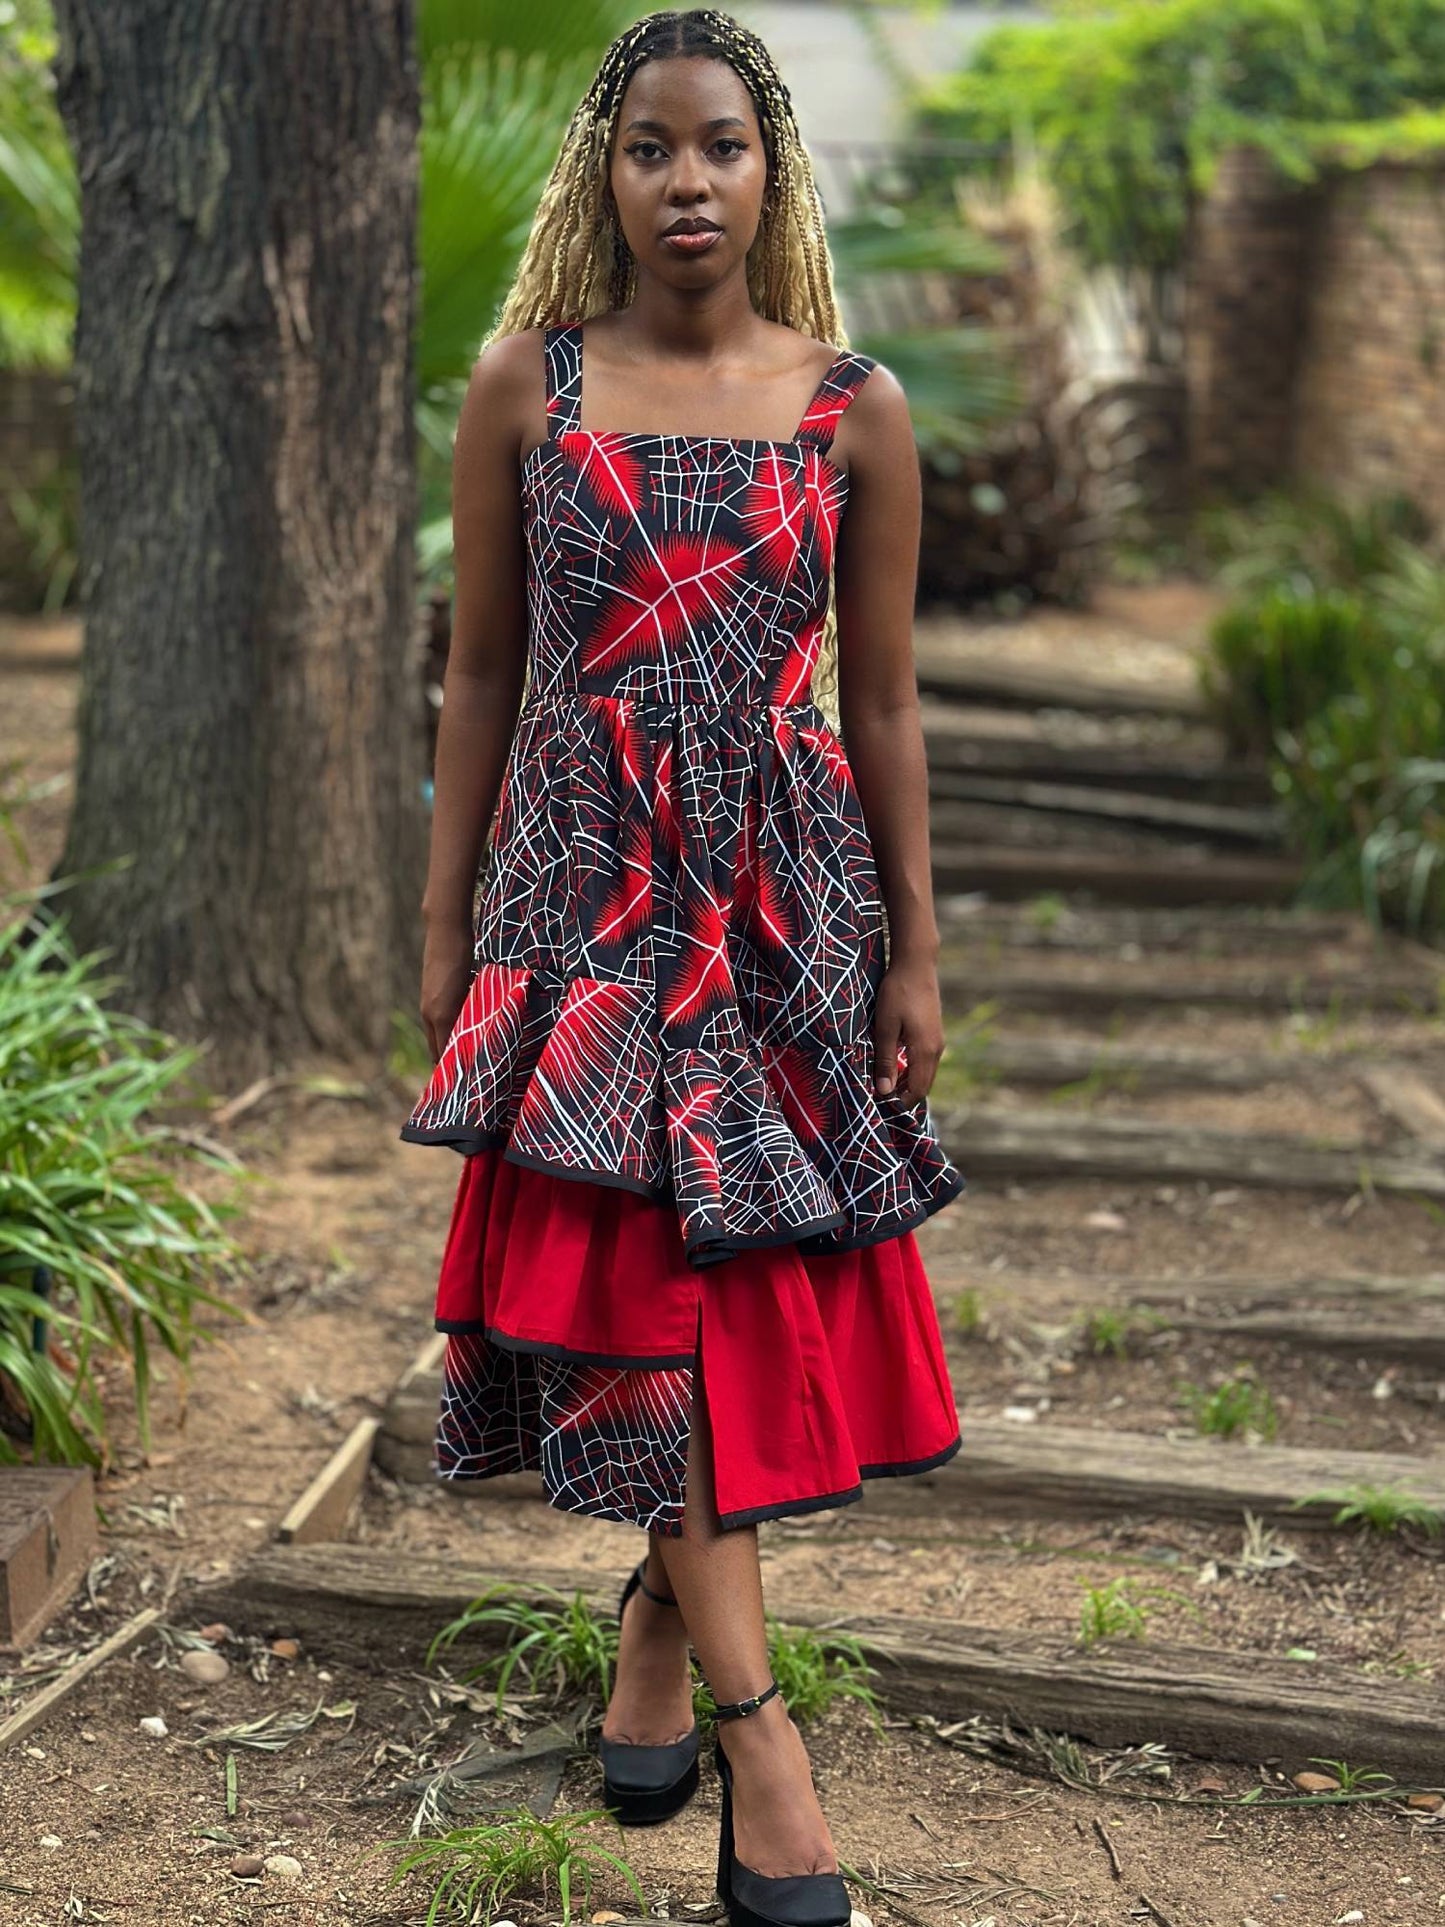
top-left (430, 1145), bottom-right (961, 1534)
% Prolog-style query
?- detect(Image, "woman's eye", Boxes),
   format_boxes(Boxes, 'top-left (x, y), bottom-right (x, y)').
top-left (713, 139), bottom-right (746, 158)
top-left (626, 141), bottom-right (666, 162)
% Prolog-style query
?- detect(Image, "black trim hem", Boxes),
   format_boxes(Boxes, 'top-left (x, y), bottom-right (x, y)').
top-left (684, 1207), bottom-right (848, 1267)
top-left (501, 1144), bottom-right (664, 1201)
top-left (436, 1321), bottom-right (696, 1372)
top-left (714, 1434), bottom-right (963, 1531)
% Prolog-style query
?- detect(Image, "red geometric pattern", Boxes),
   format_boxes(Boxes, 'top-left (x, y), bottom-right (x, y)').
top-left (401, 322), bottom-right (966, 1266)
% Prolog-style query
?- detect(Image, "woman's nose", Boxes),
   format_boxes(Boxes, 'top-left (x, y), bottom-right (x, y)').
top-left (666, 154), bottom-right (711, 203)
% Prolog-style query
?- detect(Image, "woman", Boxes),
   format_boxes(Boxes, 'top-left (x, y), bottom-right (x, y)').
top-left (401, 11), bottom-right (966, 1922)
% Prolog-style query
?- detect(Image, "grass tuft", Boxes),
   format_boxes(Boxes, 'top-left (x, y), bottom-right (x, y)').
top-left (1179, 1366), bottom-right (1279, 1440)
top-left (1294, 1482), bottom-right (1444, 1538)
top-left (425, 1585), bottom-right (619, 1708)
top-left (369, 1807), bottom-right (643, 1927)
top-left (1077, 1575), bottom-right (1203, 1649)
top-left (1077, 1304), bottom-right (1171, 1359)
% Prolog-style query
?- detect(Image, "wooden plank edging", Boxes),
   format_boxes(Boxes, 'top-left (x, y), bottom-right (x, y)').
top-left (0, 1607), bottom-right (161, 1753)
top-left (936, 1107), bottom-right (1445, 1196)
top-left (193, 1545), bottom-right (1445, 1778)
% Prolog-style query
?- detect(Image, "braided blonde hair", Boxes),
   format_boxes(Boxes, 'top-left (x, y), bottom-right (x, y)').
top-left (488, 8), bottom-right (852, 723)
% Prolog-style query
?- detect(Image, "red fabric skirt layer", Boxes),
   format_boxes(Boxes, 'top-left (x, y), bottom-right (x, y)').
top-left (433, 1145), bottom-right (960, 1532)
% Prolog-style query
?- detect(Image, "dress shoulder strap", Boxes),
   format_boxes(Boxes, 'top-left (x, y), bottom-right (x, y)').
top-left (544, 322), bottom-right (584, 438)
top-left (794, 348), bottom-right (878, 451)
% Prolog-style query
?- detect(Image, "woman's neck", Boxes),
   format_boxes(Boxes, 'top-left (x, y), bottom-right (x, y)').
top-left (602, 272), bottom-right (766, 367)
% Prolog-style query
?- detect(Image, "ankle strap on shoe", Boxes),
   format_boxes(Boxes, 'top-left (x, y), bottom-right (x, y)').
top-left (712, 1679), bottom-right (780, 1721)
top-left (634, 1561), bottom-right (680, 1608)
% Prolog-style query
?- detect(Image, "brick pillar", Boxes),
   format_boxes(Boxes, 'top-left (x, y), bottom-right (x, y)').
top-left (1183, 144), bottom-right (1319, 501)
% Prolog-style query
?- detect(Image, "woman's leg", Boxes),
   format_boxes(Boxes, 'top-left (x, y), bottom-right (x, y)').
top-left (600, 1527), bottom-right (695, 1746)
top-left (653, 1374), bottom-right (838, 1878)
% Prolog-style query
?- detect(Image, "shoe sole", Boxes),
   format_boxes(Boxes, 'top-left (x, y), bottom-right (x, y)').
top-left (602, 1753), bottom-right (701, 1826)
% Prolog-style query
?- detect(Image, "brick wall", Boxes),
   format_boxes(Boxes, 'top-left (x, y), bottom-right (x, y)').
top-left (1183, 145), bottom-right (1320, 498)
top-left (1290, 161), bottom-right (1445, 527)
top-left (1185, 144), bottom-right (1445, 528)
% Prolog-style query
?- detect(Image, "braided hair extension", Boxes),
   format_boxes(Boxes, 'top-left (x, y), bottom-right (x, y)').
top-left (486, 11), bottom-right (858, 719)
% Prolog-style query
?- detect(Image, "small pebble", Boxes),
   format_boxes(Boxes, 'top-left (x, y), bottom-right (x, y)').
top-left (264, 1855), bottom-right (303, 1881)
top-left (38, 1835), bottom-right (61, 1850)
top-left (231, 1856), bottom-right (265, 1880)
top-left (139, 1715), bottom-right (168, 1739)
top-left (851, 1912), bottom-right (874, 1927)
top-left (197, 1622), bottom-right (231, 1644)
top-left (592, 1914), bottom-right (625, 1924)
top-left (181, 1648), bottom-right (231, 1686)
top-left (270, 1637), bottom-right (301, 1661)
top-left (1085, 1209), bottom-right (1127, 1232)
top-left (1408, 1791), bottom-right (1443, 1810)
top-left (1292, 1770), bottom-right (1340, 1793)
top-left (80, 1730), bottom-right (98, 1744)
top-left (23, 1745), bottom-right (44, 1759)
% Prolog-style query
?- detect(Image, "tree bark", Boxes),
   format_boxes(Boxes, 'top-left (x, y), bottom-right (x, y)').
top-left (50, 0), bottom-right (426, 1083)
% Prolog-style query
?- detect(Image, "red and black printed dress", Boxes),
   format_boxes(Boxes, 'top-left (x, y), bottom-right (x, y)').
top-left (400, 321), bottom-right (966, 1534)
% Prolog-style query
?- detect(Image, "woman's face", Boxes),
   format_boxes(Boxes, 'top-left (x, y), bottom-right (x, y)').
top-left (608, 55), bottom-right (769, 289)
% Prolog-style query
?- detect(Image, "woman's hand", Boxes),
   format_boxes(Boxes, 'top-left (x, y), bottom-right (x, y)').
top-left (420, 918), bottom-right (476, 1066)
top-left (873, 951), bottom-right (946, 1106)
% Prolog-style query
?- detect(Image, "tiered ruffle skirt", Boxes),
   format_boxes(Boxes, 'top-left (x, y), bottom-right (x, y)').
top-left (429, 1143), bottom-right (962, 1532)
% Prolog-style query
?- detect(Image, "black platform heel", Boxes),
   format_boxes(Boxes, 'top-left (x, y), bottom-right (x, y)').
top-left (713, 1681), bottom-right (851, 1927)
top-left (597, 1560), bottom-right (700, 1826)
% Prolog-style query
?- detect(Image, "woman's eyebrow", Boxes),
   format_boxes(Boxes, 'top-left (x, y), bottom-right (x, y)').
top-left (623, 116), bottom-right (750, 134)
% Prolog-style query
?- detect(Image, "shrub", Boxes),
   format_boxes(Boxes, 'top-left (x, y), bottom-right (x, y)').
top-left (0, 915), bottom-right (244, 1465)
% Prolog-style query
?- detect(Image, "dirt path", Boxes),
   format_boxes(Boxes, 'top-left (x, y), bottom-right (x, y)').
top-left (3, 592), bottom-right (1444, 1926)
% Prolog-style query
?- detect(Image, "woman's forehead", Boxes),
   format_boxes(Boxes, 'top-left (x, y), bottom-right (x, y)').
top-left (616, 54), bottom-right (759, 132)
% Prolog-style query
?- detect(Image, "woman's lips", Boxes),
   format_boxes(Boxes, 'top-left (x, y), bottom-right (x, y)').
top-left (662, 228), bottom-right (722, 253)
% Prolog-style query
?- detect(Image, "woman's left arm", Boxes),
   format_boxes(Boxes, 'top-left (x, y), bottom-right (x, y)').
top-left (831, 363), bottom-right (944, 1105)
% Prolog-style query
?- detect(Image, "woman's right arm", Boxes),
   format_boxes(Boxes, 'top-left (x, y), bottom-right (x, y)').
top-left (418, 330), bottom-right (541, 1063)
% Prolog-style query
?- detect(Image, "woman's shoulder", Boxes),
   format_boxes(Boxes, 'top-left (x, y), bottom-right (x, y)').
top-left (472, 326), bottom-right (549, 388)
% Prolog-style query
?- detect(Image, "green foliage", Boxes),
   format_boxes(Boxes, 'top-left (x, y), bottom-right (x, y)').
top-left (1195, 486), bottom-right (1431, 603)
top-left (0, 904), bottom-right (245, 1466)
top-left (1077, 1573), bottom-right (1204, 1647)
top-left (1305, 1756), bottom-right (1396, 1792)
top-left (1197, 489), bottom-right (1445, 941)
top-left (1296, 1481), bottom-right (1445, 1537)
top-left (1180, 1367), bottom-right (1279, 1440)
top-left (372, 1807), bottom-right (643, 1927)
top-left (931, 1000), bottom-right (1002, 1108)
top-left (747, 1621), bottom-right (880, 1728)
top-left (1047, 1057), bottom-right (1143, 1107)
top-left (0, 0), bottom-right (76, 369)
top-left (1077, 1576), bottom-right (1150, 1646)
top-left (1078, 1304), bottom-right (1170, 1358)
top-left (425, 1584), bottom-right (620, 1708)
top-left (1201, 582), bottom-right (1380, 758)
top-left (1026, 892), bottom-right (1069, 932)
top-left (952, 1285), bottom-right (985, 1339)
top-left (912, 0), bottom-right (1445, 275)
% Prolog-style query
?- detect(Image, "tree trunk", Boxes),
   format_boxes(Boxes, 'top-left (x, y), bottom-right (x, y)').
top-left (49, 0), bottom-right (426, 1084)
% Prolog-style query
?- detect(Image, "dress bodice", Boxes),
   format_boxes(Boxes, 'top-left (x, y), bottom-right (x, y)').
top-left (520, 323), bottom-right (878, 711)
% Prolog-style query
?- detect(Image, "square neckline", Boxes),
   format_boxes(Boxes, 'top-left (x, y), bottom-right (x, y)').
top-left (522, 321), bottom-right (862, 485)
